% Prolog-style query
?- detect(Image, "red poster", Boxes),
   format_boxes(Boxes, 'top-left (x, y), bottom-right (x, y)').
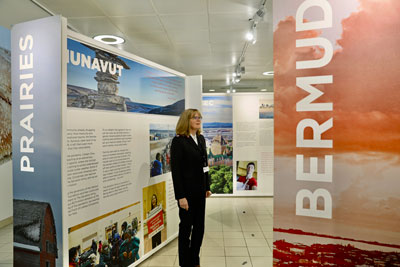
top-left (273, 0), bottom-right (400, 265)
top-left (147, 209), bottom-right (164, 237)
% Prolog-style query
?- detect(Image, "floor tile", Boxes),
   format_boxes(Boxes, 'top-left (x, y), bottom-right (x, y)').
top-left (200, 256), bottom-right (226, 267)
top-left (224, 238), bottom-right (246, 247)
top-left (201, 247), bottom-right (225, 257)
top-left (245, 238), bottom-right (268, 247)
top-left (225, 246), bottom-right (249, 257)
top-left (251, 256), bottom-right (273, 267)
top-left (223, 231), bottom-right (244, 239)
top-left (148, 255), bottom-right (177, 266)
top-left (248, 246), bottom-right (270, 256)
top-left (226, 256), bottom-right (253, 267)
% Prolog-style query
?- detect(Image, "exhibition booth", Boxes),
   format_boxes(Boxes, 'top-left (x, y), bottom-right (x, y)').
top-left (2, 15), bottom-right (274, 267)
top-left (1, 0), bottom-right (400, 265)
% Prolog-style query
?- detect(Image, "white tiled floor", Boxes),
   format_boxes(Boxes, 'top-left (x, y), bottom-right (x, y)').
top-left (0, 223), bottom-right (12, 267)
top-left (138, 197), bottom-right (273, 267)
top-left (0, 197), bottom-right (273, 267)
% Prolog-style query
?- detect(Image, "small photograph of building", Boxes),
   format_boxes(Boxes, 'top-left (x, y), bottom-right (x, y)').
top-left (13, 199), bottom-right (58, 267)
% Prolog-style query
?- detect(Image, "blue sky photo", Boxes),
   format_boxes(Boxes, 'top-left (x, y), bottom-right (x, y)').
top-left (202, 95), bottom-right (233, 125)
top-left (67, 38), bottom-right (184, 107)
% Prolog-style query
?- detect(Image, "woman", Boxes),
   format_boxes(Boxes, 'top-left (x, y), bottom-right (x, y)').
top-left (171, 108), bottom-right (212, 267)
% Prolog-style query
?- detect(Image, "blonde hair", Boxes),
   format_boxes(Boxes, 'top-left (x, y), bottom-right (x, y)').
top-left (176, 108), bottom-right (202, 136)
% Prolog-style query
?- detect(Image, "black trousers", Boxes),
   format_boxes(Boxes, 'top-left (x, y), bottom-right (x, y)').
top-left (178, 196), bottom-right (206, 267)
top-left (152, 231), bottom-right (162, 248)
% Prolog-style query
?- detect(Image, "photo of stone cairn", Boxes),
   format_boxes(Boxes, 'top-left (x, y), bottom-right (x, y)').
top-left (70, 44), bottom-right (130, 111)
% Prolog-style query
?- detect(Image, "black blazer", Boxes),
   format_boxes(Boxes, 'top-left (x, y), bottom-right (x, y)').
top-left (170, 134), bottom-right (211, 200)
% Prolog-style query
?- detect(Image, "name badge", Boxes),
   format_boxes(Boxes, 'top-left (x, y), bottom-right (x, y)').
top-left (203, 166), bottom-right (209, 173)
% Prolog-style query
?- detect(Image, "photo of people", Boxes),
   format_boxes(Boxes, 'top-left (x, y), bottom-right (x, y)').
top-left (143, 182), bottom-right (167, 254)
top-left (68, 203), bottom-right (141, 267)
top-left (149, 124), bottom-right (175, 177)
top-left (236, 161), bottom-right (258, 191)
top-left (259, 98), bottom-right (274, 119)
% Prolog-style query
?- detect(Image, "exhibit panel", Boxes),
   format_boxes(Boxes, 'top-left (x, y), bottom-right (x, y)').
top-left (63, 30), bottom-right (185, 267)
top-left (0, 26), bottom-right (12, 225)
top-left (273, 0), bottom-right (400, 265)
top-left (202, 93), bottom-right (274, 196)
top-left (12, 15), bottom-right (188, 267)
top-left (233, 93), bottom-right (273, 196)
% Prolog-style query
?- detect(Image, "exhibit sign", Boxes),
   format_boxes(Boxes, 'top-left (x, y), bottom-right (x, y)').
top-left (0, 26), bottom-right (12, 223)
top-left (12, 16), bottom-right (63, 267)
top-left (67, 38), bottom-right (185, 115)
top-left (273, 0), bottom-right (400, 265)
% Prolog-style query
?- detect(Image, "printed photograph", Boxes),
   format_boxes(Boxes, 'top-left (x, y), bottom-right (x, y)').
top-left (67, 38), bottom-right (185, 115)
top-left (68, 202), bottom-right (141, 267)
top-left (143, 181), bottom-right (167, 254)
top-left (149, 124), bottom-right (175, 178)
top-left (236, 161), bottom-right (258, 191)
top-left (0, 26), bottom-right (11, 165)
top-left (202, 95), bottom-right (233, 194)
top-left (273, 0), bottom-right (400, 265)
top-left (259, 99), bottom-right (274, 119)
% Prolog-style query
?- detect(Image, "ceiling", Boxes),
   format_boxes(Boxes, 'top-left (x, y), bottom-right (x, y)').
top-left (0, 0), bottom-right (273, 92)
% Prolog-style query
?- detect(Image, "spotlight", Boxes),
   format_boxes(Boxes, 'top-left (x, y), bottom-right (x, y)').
top-left (245, 31), bottom-right (254, 41)
top-left (227, 89), bottom-right (231, 93)
top-left (94, 34), bottom-right (125, 44)
top-left (263, 71), bottom-right (274, 76)
top-left (232, 89), bottom-right (236, 93)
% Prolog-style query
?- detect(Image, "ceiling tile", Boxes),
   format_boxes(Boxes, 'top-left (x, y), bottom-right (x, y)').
top-left (0, 0), bottom-right (49, 29)
top-left (110, 15), bottom-right (164, 32)
top-left (211, 43), bottom-right (243, 53)
top-left (168, 30), bottom-right (210, 44)
top-left (160, 14), bottom-right (208, 31)
top-left (125, 31), bottom-right (171, 46)
top-left (210, 29), bottom-right (248, 44)
top-left (211, 52), bottom-right (242, 67)
top-left (134, 44), bottom-right (173, 55)
top-left (180, 54), bottom-right (213, 66)
top-left (37, 0), bottom-right (105, 17)
top-left (95, 0), bottom-right (155, 16)
top-left (152, 0), bottom-right (207, 14)
top-left (174, 43), bottom-right (211, 56)
top-left (209, 13), bottom-right (253, 32)
top-left (68, 17), bottom-right (123, 37)
top-left (208, 0), bottom-right (260, 14)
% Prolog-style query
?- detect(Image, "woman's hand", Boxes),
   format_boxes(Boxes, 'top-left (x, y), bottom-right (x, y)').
top-left (206, 191), bottom-right (212, 198)
top-left (179, 198), bottom-right (189, 210)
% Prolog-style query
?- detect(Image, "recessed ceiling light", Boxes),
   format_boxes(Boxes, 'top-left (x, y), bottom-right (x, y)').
top-left (94, 34), bottom-right (125, 45)
top-left (263, 71), bottom-right (274, 76)
top-left (261, 89), bottom-right (267, 92)
top-left (209, 89), bottom-right (215, 92)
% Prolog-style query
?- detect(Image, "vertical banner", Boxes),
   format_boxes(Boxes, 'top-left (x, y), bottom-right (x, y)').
top-left (12, 16), bottom-right (63, 267)
top-left (273, 0), bottom-right (400, 265)
top-left (202, 95), bottom-right (233, 194)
